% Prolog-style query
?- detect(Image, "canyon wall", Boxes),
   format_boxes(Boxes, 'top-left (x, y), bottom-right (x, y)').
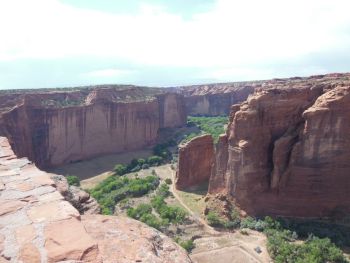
top-left (0, 136), bottom-right (192, 263)
top-left (0, 86), bottom-right (186, 168)
top-left (208, 73), bottom-right (350, 218)
top-left (177, 83), bottom-right (257, 116)
top-left (175, 134), bottom-right (214, 190)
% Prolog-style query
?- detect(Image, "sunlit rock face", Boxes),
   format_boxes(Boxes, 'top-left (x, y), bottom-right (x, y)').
top-left (0, 86), bottom-right (186, 168)
top-left (208, 73), bottom-right (350, 218)
top-left (175, 134), bottom-right (215, 190)
top-left (0, 137), bottom-right (192, 263)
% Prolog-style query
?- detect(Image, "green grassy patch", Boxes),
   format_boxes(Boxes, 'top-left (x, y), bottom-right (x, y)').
top-left (186, 116), bottom-right (228, 143)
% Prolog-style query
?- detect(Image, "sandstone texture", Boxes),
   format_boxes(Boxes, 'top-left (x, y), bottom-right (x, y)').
top-left (208, 73), bottom-right (350, 217)
top-left (0, 137), bottom-right (192, 262)
top-left (0, 86), bottom-right (186, 168)
top-left (175, 134), bottom-right (214, 190)
top-left (51, 174), bottom-right (101, 214)
top-left (176, 83), bottom-right (258, 116)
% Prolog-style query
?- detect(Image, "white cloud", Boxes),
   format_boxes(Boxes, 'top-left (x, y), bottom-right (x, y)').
top-left (81, 69), bottom-right (133, 78)
top-left (0, 0), bottom-right (350, 78)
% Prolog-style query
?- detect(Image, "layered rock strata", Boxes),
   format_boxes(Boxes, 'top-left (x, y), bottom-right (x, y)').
top-left (208, 73), bottom-right (350, 217)
top-left (175, 134), bottom-right (214, 190)
top-left (0, 137), bottom-right (192, 262)
top-left (177, 83), bottom-right (258, 116)
top-left (0, 86), bottom-right (186, 168)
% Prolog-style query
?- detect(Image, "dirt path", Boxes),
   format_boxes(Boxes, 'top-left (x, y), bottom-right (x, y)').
top-left (169, 167), bottom-right (219, 235)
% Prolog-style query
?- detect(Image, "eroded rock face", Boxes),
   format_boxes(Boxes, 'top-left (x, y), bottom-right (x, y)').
top-left (51, 174), bottom-right (101, 214)
top-left (177, 83), bottom-right (257, 116)
top-left (0, 137), bottom-right (192, 263)
top-left (175, 134), bottom-right (214, 190)
top-left (208, 73), bottom-right (350, 217)
top-left (0, 86), bottom-right (186, 168)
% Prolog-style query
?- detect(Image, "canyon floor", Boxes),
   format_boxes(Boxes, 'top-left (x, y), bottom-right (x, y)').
top-left (54, 152), bottom-right (271, 263)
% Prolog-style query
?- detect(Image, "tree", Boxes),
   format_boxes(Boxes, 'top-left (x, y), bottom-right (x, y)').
top-left (114, 164), bottom-right (127, 176)
top-left (66, 175), bottom-right (80, 186)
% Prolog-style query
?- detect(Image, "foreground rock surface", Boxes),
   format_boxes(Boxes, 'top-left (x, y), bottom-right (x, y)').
top-left (175, 134), bottom-right (214, 190)
top-left (208, 73), bottom-right (350, 217)
top-left (0, 137), bottom-right (192, 262)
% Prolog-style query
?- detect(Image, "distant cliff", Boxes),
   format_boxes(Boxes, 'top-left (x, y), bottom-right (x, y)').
top-left (0, 86), bottom-right (186, 168)
top-left (176, 83), bottom-right (258, 116)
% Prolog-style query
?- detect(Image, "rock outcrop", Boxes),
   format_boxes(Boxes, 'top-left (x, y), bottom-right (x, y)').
top-left (0, 86), bottom-right (186, 168)
top-left (0, 137), bottom-right (192, 262)
top-left (207, 73), bottom-right (350, 218)
top-left (175, 134), bottom-right (214, 190)
top-left (51, 174), bottom-right (101, 214)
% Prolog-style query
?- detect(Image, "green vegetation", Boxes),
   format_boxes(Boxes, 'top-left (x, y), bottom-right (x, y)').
top-left (66, 175), bottom-right (80, 186)
top-left (127, 191), bottom-right (187, 230)
top-left (205, 208), bottom-right (348, 263)
top-left (185, 116), bottom-right (228, 143)
top-left (174, 237), bottom-right (195, 252)
top-left (111, 139), bottom-right (176, 176)
top-left (165, 178), bottom-right (172, 185)
top-left (90, 175), bottom-right (159, 215)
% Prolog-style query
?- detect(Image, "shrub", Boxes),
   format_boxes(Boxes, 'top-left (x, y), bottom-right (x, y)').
top-left (66, 175), bottom-right (80, 186)
top-left (165, 178), bottom-right (172, 185)
top-left (90, 175), bottom-right (159, 214)
top-left (206, 211), bottom-right (223, 226)
top-left (157, 183), bottom-right (170, 198)
top-left (114, 164), bottom-right (127, 176)
top-left (148, 156), bottom-right (163, 166)
top-left (141, 163), bottom-right (150, 169)
top-left (137, 158), bottom-right (146, 166)
top-left (179, 239), bottom-right (195, 252)
top-left (127, 203), bottom-right (152, 219)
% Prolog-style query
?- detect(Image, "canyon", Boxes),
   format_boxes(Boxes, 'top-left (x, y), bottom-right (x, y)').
top-left (0, 86), bottom-right (186, 168)
top-left (2, 73), bottom-right (350, 262)
top-left (177, 73), bottom-right (350, 218)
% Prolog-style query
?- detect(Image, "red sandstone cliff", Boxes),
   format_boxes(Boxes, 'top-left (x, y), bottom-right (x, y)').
top-left (0, 86), bottom-right (186, 168)
top-left (177, 82), bottom-right (258, 116)
top-left (208, 73), bottom-right (350, 218)
top-left (175, 134), bottom-right (214, 190)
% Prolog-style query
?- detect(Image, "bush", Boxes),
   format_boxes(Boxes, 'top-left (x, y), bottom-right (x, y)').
top-left (90, 175), bottom-right (159, 214)
top-left (206, 211), bottom-right (223, 226)
top-left (114, 164), bottom-right (127, 176)
top-left (127, 203), bottom-right (165, 230)
top-left (266, 230), bottom-right (347, 263)
top-left (148, 156), bottom-right (163, 166)
top-left (141, 163), bottom-right (150, 169)
top-left (178, 239), bottom-right (195, 252)
top-left (165, 178), bottom-right (172, 185)
top-left (157, 183), bottom-right (170, 198)
top-left (66, 175), bottom-right (80, 186)
top-left (127, 203), bottom-right (152, 219)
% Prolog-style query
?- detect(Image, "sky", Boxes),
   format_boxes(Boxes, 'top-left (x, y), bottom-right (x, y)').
top-left (0, 0), bottom-right (350, 89)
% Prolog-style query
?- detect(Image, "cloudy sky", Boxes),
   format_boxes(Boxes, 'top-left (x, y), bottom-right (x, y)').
top-left (0, 0), bottom-right (350, 89)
